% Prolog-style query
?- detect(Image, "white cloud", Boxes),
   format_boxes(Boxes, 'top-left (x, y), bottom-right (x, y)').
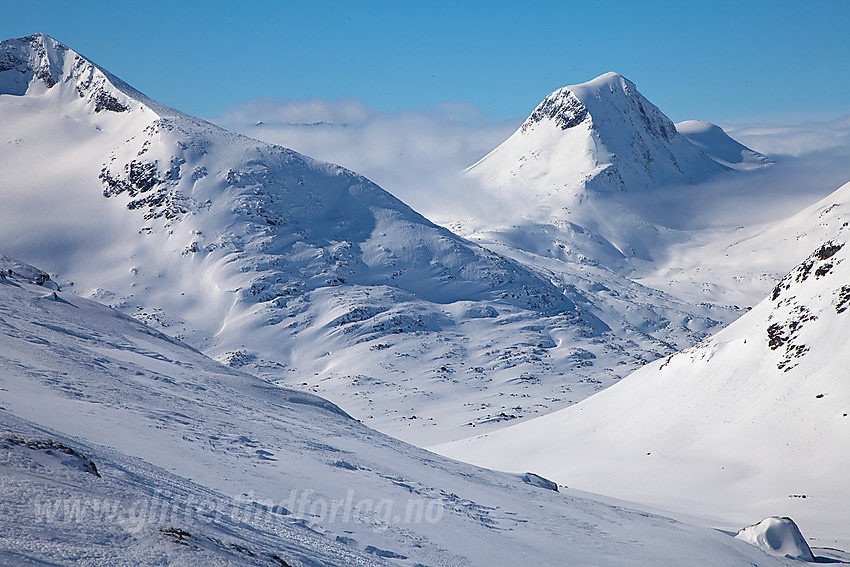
top-left (212, 99), bottom-right (521, 221)
top-left (724, 115), bottom-right (850, 157)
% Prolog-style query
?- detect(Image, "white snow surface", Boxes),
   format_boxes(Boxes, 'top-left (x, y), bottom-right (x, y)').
top-left (0, 35), bottom-right (744, 446)
top-left (0, 257), bottom-right (792, 566)
top-left (736, 517), bottom-right (815, 562)
top-left (447, 73), bottom-right (783, 328)
top-left (676, 119), bottom-right (773, 170)
top-left (438, 236), bottom-right (850, 551)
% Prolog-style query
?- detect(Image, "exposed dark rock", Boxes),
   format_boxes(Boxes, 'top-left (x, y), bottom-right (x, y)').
top-left (767, 305), bottom-right (817, 371)
top-left (364, 546), bottom-right (408, 559)
top-left (160, 527), bottom-right (195, 546)
top-left (5, 435), bottom-right (101, 477)
top-left (835, 285), bottom-right (850, 314)
top-left (522, 472), bottom-right (559, 491)
top-left (92, 88), bottom-right (129, 113)
top-left (522, 89), bottom-right (589, 133)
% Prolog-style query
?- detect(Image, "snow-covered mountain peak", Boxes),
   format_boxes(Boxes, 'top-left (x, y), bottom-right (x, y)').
top-left (467, 72), bottom-right (730, 204)
top-left (676, 119), bottom-right (773, 170)
top-left (0, 33), bottom-right (147, 116)
top-left (521, 72), bottom-right (674, 142)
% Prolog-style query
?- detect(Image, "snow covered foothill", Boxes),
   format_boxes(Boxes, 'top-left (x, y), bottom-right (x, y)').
top-left (0, 256), bottom-right (793, 566)
top-left (437, 237), bottom-right (850, 551)
top-left (735, 517), bottom-right (815, 562)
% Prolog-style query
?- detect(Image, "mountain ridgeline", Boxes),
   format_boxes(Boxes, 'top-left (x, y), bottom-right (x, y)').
top-left (0, 34), bottom-right (674, 445)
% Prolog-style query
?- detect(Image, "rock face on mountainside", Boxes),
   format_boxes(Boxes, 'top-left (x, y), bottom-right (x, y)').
top-left (0, 33), bottom-right (131, 110)
top-left (2, 34), bottom-right (709, 445)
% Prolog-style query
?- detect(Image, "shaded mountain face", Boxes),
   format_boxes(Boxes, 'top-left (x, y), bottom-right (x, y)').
top-left (1, 34), bottom-right (709, 445)
top-left (439, 233), bottom-right (850, 550)
top-left (0, 255), bottom-right (791, 566)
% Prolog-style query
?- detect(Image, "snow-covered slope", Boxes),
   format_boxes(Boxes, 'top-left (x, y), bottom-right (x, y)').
top-left (637, 179), bottom-right (850, 308)
top-left (0, 34), bottom-right (615, 444)
top-left (676, 119), bottom-right (773, 170)
top-left (438, 237), bottom-right (850, 552)
top-left (0, 256), bottom-right (792, 566)
top-left (0, 34), bottom-right (737, 445)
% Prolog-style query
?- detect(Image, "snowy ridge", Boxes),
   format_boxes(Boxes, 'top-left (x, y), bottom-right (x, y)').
top-left (676, 120), bottom-right (773, 171)
top-left (0, 33), bottom-right (142, 113)
top-left (0, 256), bottom-right (791, 566)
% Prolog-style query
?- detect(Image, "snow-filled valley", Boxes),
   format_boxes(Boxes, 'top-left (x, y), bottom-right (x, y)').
top-left (2, 32), bottom-right (850, 564)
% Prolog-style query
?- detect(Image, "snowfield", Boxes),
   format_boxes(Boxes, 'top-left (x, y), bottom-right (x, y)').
top-left (2, 31), bottom-right (850, 564)
top-left (438, 237), bottom-right (850, 552)
top-left (0, 257), bottom-right (795, 565)
top-left (0, 34), bottom-right (734, 447)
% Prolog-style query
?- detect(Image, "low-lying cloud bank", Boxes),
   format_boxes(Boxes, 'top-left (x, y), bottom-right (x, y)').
top-left (213, 98), bottom-right (520, 221)
top-left (213, 99), bottom-right (850, 228)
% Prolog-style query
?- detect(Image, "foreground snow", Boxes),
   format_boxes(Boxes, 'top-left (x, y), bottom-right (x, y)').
top-left (0, 258), bottom-right (792, 565)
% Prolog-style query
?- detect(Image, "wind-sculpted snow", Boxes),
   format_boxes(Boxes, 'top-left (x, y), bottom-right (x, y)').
top-left (0, 257), bottom-right (792, 566)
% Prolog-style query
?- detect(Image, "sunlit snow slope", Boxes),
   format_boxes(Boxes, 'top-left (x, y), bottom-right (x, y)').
top-left (439, 236), bottom-right (850, 551)
top-left (0, 257), bottom-right (792, 566)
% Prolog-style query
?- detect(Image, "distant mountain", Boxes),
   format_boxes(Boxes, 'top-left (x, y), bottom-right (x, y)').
top-left (0, 255), bottom-right (790, 566)
top-left (0, 34), bottom-right (709, 445)
top-left (456, 73), bottom-right (770, 270)
top-left (466, 72), bottom-right (730, 202)
top-left (676, 120), bottom-right (773, 170)
top-left (439, 231), bottom-right (850, 551)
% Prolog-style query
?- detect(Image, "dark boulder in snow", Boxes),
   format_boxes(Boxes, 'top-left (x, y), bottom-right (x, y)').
top-left (522, 472), bottom-right (558, 491)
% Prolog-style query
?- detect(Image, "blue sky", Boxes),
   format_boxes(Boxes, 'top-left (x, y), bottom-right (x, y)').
top-left (2, 0), bottom-right (848, 124)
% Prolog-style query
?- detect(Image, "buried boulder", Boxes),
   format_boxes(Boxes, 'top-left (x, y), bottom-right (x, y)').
top-left (521, 472), bottom-right (559, 492)
top-left (735, 516), bottom-right (814, 561)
